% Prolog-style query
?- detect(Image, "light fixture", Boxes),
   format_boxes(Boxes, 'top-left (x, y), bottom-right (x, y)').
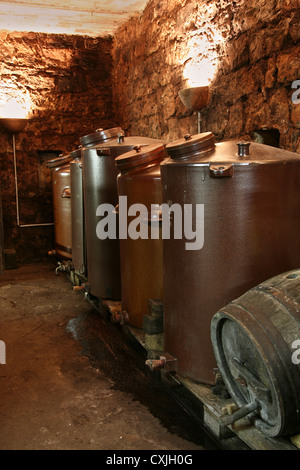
top-left (0, 113), bottom-right (53, 228)
top-left (178, 86), bottom-right (210, 134)
top-left (178, 86), bottom-right (210, 112)
top-left (0, 117), bottom-right (28, 134)
top-left (0, 94), bottom-right (31, 131)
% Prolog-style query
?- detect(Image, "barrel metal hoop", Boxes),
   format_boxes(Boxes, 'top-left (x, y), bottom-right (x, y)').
top-left (257, 284), bottom-right (300, 323)
top-left (216, 301), bottom-right (299, 436)
top-left (235, 291), bottom-right (300, 400)
top-left (232, 287), bottom-right (300, 435)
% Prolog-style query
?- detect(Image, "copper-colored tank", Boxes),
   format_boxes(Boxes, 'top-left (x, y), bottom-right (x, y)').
top-left (161, 132), bottom-right (300, 385)
top-left (47, 154), bottom-right (72, 260)
top-left (115, 144), bottom-right (166, 328)
top-left (81, 127), bottom-right (164, 300)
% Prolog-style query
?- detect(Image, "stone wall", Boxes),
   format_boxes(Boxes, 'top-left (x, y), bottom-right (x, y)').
top-left (2, 1), bottom-right (300, 266)
top-left (0, 31), bottom-right (115, 265)
top-left (112, 0), bottom-right (300, 151)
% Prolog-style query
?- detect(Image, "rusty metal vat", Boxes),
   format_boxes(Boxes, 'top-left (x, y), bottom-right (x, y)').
top-left (70, 148), bottom-right (86, 277)
top-left (115, 144), bottom-right (166, 328)
top-left (211, 269), bottom-right (300, 438)
top-left (47, 153), bottom-right (72, 260)
top-left (161, 132), bottom-right (300, 385)
top-left (81, 127), bottom-right (164, 300)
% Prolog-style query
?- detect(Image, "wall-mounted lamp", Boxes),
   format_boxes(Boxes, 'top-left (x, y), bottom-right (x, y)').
top-left (178, 86), bottom-right (210, 134)
top-left (178, 86), bottom-right (210, 112)
top-left (0, 115), bottom-right (54, 229)
top-left (0, 117), bottom-right (28, 134)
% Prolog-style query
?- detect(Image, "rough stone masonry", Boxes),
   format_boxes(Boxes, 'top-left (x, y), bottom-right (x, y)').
top-left (112, 0), bottom-right (300, 149)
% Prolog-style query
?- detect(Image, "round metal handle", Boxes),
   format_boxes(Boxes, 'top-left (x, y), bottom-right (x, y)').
top-left (237, 141), bottom-right (250, 157)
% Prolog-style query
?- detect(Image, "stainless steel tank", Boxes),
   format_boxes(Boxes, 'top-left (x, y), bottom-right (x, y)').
top-left (70, 148), bottom-right (85, 278)
top-left (47, 153), bottom-right (72, 260)
top-left (115, 144), bottom-right (166, 328)
top-left (80, 127), bottom-right (164, 300)
top-left (161, 132), bottom-right (300, 385)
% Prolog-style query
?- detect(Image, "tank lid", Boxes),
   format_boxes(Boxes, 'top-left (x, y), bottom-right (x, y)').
top-left (46, 153), bottom-right (72, 168)
top-left (115, 144), bottom-right (166, 170)
top-left (80, 127), bottom-right (125, 147)
top-left (166, 132), bottom-right (215, 159)
top-left (70, 147), bottom-right (82, 160)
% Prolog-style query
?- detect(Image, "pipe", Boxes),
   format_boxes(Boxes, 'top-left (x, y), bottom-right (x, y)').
top-left (197, 112), bottom-right (201, 134)
top-left (220, 400), bottom-right (259, 427)
top-left (12, 133), bottom-right (54, 228)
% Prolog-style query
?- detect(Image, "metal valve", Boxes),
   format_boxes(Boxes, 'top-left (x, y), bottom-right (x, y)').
top-left (220, 400), bottom-right (259, 427)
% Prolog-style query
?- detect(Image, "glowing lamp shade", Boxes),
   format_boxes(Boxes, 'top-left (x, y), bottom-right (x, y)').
top-left (0, 118), bottom-right (28, 133)
top-left (178, 86), bottom-right (209, 112)
top-left (0, 95), bottom-right (31, 133)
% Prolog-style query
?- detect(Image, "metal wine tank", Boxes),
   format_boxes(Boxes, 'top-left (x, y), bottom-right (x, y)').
top-left (80, 127), bottom-right (164, 300)
top-left (161, 132), bottom-right (300, 385)
top-left (115, 144), bottom-right (167, 328)
top-left (70, 148), bottom-right (86, 278)
top-left (47, 153), bottom-right (72, 260)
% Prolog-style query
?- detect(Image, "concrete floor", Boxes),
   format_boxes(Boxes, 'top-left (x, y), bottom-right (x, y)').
top-left (0, 260), bottom-right (218, 451)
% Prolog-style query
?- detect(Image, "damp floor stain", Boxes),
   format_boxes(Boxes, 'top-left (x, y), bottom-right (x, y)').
top-left (0, 261), bottom-right (219, 450)
top-left (66, 310), bottom-right (219, 449)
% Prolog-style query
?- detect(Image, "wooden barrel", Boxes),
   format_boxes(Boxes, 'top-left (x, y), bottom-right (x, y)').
top-left (210, 269), bottom-right (300, 438)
